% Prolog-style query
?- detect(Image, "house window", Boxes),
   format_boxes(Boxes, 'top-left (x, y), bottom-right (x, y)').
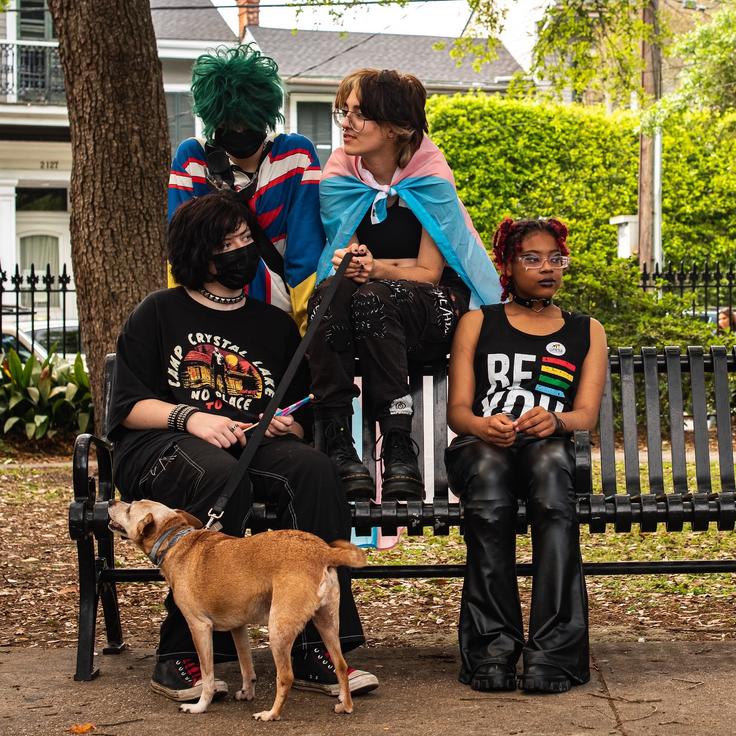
top-left (296, 101), bottom-right (333, 167)
top-left (18, 0), bottom-right (55, 41)
top-left (19, 234), bottom-right (60, 308)
top-left (16, 187), bottom-right (68, 211)
top-left (166, 92), bottom-right (196, 156)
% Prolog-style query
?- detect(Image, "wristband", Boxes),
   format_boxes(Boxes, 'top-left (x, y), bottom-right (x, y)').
top-left (179, 406), bottom-right (198, 431)
top-left (167, 404), bottom-right (197, 432)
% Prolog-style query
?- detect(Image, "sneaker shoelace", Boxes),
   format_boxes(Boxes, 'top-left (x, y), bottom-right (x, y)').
top-left (179, 657), bottom-right (202, 685)
top-left (319, 647), bottom-right (357, 676)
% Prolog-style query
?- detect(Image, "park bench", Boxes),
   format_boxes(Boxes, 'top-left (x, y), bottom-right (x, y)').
top-left (68, 346), bottom-right (736, 681)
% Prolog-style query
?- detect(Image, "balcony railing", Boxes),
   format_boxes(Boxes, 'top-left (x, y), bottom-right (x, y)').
top-left (0, 40), bottom-right (65, 104)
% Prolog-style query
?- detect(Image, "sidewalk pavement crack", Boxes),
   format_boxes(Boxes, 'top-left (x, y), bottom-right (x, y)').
top-left (591, 651), bottom-right (629, 736)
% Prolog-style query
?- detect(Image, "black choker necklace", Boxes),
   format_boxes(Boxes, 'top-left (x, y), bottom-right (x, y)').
top-left (198, 287), bottom-right (245, 305)
top-left (513, 294), bottom-right (552, 312)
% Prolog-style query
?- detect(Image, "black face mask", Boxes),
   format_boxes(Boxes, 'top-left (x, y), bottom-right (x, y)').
top-left (214, 128), bottom-right (267, 159)
top-left (211, 245), bottom-right (261, 290)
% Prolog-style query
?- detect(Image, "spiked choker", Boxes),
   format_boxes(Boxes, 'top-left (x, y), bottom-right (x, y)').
top-left (512, 294), bottom-right (552, 312)
top-left (199, 287), bottom-right (245, 305)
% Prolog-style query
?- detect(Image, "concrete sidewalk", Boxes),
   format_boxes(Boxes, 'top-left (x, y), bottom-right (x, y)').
top-left (2, 641), bottom-right (735, 736)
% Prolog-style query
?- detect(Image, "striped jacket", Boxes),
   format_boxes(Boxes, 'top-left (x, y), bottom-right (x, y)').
top-left (168, 133), bottom-right (325, 333)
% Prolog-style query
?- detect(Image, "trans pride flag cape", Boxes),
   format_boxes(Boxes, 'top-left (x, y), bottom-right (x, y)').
top-left (317, 135), bottom-right (501, 307)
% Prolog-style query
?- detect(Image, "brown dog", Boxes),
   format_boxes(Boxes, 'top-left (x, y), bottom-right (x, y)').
top-left (108, 499), bottom-right (366, 720)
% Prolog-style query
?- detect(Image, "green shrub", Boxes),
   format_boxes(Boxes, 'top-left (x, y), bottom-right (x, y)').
top-left (426, 93), bottom-right (736, 353)
top-left (0, 349), bottom-right (93, 439)
top-left (426, 94), bottom-right (736, 264)
top-left (556, 251), bottom-right (734, 351)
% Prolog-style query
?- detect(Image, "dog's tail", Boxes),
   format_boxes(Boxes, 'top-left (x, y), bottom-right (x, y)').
top-left (326, 539), bottom-right (367, 569)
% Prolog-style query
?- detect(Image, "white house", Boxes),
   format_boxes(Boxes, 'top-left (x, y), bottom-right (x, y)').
top-left (0, 0), bottom-right (521, 321)
top-left (0, 0), bottom-right (235, 319)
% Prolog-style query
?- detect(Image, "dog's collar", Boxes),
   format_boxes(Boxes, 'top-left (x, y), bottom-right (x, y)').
top-left (148, 526), bottom-right (195, 567)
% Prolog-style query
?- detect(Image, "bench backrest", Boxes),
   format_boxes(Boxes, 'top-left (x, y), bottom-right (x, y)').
top-left (599, 347), bottom-right (735, 496)
top-left (101, 346), bottom-right (736, 498)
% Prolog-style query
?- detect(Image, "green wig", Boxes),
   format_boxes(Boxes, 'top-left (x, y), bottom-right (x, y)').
top-left (191, 44), bottom-right (284, 142)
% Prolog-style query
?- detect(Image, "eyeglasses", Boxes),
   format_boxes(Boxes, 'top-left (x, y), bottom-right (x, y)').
top-left (332, 108), bottom-right (372, 132)
top-left (516, 254), bottom-right (570, 270)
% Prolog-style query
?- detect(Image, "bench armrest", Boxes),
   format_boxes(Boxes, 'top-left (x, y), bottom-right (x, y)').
top-left (69, 433), bottom-right (113, 541)
top-left (573, 429), bottom-right (592, 496)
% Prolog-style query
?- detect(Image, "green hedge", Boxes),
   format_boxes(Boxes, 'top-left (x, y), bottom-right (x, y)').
top-left (426, 94), bottom-right (736, 264)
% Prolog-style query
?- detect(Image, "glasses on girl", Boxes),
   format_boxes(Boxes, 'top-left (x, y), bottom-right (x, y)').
top-left (332, 108), bottom-right (371, 132)
top-left (516, 254), bottom-right (570, 270)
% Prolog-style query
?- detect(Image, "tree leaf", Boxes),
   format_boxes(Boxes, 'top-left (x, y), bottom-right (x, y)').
top-left (20, 352), bottom-right (35, 388)
top-left (8, 392), bottom-right (25, 411)
top-left (3, 416), bottom-right (20, 434)
top-left (68, 724), bottom-right (96, 734)
top-left (35, 417), bottom-right (49, 439)
top-left (7, 349), bottom-right (23, 386)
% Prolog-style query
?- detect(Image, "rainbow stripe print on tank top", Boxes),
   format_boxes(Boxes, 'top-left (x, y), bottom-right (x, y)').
top-left (536, 356), bottom-right (577, 399)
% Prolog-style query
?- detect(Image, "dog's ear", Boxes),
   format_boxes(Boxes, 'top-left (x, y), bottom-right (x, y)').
top-left (176, 510), bottom-right (204, 529)
top-left (135, 512), bottom-right (156, 541)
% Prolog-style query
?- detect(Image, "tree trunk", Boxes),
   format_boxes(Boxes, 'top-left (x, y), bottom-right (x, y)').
top-left (47, 0), bottom-right (168, 431)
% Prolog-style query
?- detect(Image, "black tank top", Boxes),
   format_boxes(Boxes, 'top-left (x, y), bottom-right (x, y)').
top-left (354, 200), bottom-right (471, 303)
top-left (355, 200), bottom-right (421, 259)
top-left (471, 304), bottom-right (591, 419)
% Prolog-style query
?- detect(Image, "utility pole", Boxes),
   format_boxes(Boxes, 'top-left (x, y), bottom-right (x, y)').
top-left (638, 0), bottom-right (662, 271)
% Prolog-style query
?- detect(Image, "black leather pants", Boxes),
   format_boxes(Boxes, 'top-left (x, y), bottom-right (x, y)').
top-left (446, 436), bottom-right (589, 685)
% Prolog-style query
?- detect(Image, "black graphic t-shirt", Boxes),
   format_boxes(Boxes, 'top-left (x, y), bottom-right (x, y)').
top-left (108, 287), bottom-right (310, 493)
top-left (471, 304), bottom-right (591, 419)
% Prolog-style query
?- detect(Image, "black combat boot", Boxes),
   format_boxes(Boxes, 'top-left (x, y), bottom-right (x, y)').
top-left (379, 428), bottom-right (424, 501)
top-left (316, 417), bottom-right (375, 500)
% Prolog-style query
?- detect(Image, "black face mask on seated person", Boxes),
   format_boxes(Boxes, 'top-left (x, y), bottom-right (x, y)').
top-left (211, 244), bottom-right (261, 291)
top-left (214, 127), bottom-right (267, 160)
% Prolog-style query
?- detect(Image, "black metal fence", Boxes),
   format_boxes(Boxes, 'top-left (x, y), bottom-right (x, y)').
top-left (1, 263), bottom-right (79, 361)
top-left (641, 262), bottom-right (736, 328)
top-left (2, 261), bottom-right (736, 364)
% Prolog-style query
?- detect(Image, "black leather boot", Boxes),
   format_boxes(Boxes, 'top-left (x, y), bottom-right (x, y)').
top-left (380, 428), bottom-right (424, 501)
top-left (316, 417), bottom-right (375, 500)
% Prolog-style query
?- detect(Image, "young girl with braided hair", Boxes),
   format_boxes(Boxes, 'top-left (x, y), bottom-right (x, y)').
top-left (445, 217), bottom-right (608, 693)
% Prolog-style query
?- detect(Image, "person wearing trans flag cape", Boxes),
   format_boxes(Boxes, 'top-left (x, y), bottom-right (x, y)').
top-left (306, 68), bottom-right (501, 503)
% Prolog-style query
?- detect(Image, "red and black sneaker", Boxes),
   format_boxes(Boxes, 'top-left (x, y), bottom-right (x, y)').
top-left (292, 646), bottom-right (379, 697)
top-left (150, 657), bottom-right (229, 702)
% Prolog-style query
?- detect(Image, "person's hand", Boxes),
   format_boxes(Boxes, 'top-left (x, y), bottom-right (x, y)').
top-left (472, 414), bottom-right (516, 447)
top-left (515, 407), bottom-right (557, 437)
top-left (186, 412), bottom-right (247, 448)
top-left (349, 244), bottom-right (373, 284)
top-left (331, 244), bottom-right (373, 284)
top-left (260, 412), bottom-right (296, 438)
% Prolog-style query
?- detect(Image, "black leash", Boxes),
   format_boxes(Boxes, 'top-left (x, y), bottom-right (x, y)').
top-left (205, 253), bottom-right (352, 530)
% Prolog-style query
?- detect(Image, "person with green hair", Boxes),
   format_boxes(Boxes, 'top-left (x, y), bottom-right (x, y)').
top-left (168, 44), bottom-right (325, 335)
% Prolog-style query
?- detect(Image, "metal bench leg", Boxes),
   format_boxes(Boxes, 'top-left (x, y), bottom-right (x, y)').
top-left (74, 534), bottom-right (100, 681)
top-left (97, 525), bottom-right (125, 654)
